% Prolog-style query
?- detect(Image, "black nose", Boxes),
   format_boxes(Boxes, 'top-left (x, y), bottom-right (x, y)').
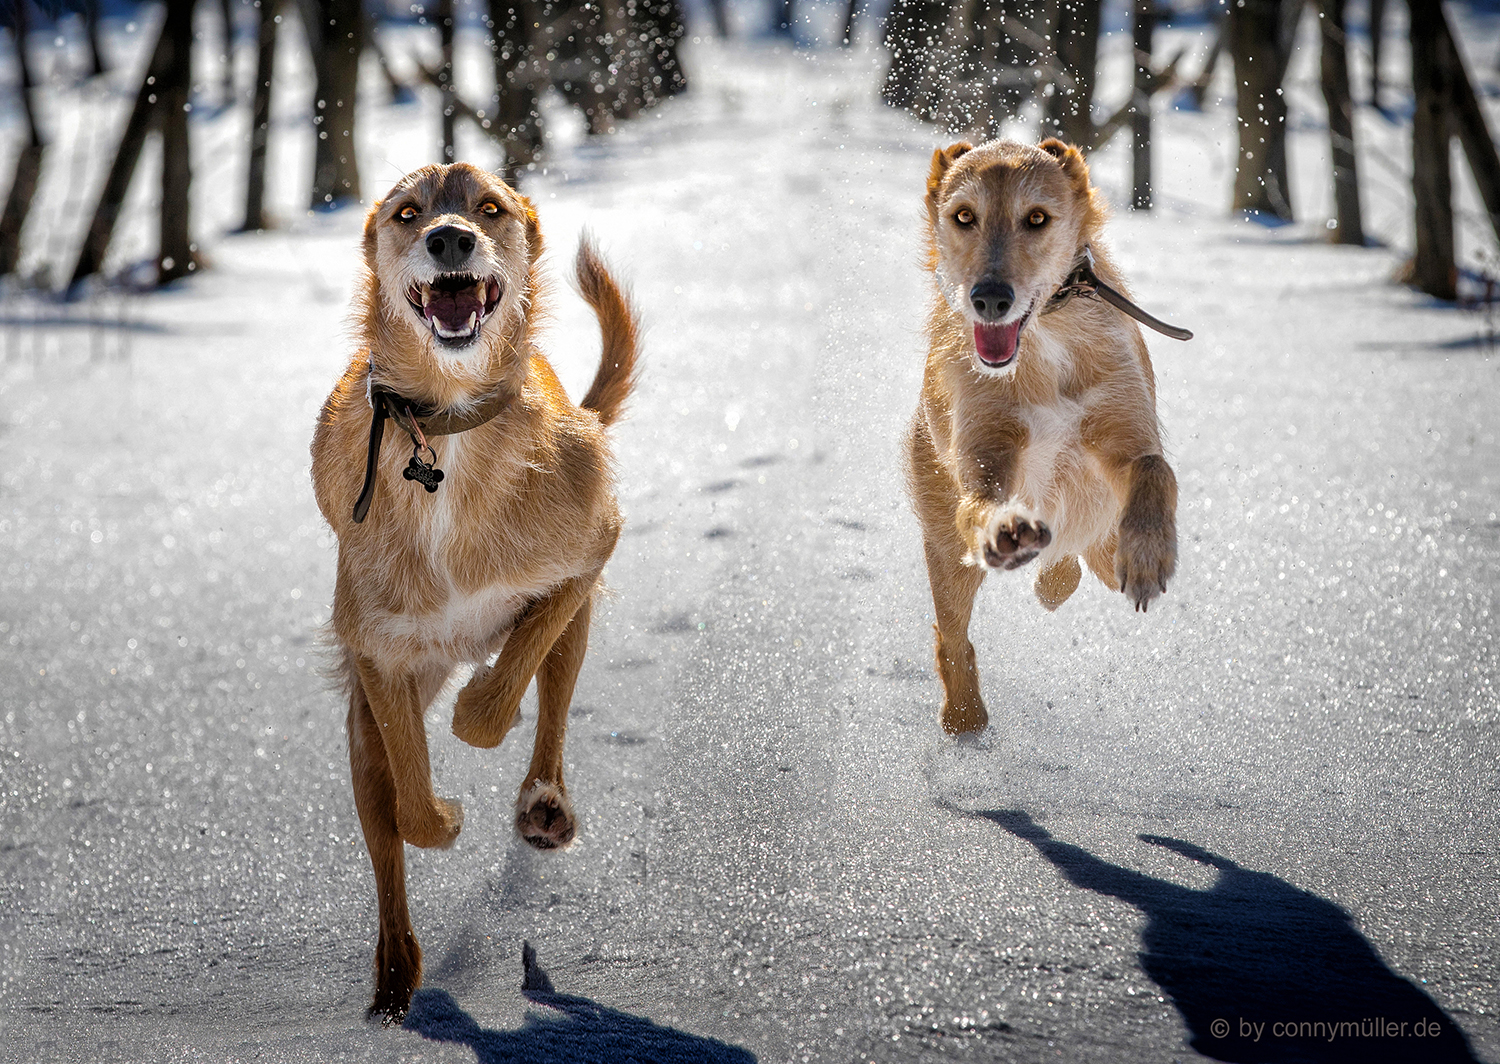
top-left (425, 225), bottom-right (475, 269)
top-left (970, 280), bottom-right (1015, 322)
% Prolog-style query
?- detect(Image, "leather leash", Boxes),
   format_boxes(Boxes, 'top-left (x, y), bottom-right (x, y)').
top-left (1041, 246), bottom-right (1194, 342)
top-left (352, 361), bottom-right (516, 523)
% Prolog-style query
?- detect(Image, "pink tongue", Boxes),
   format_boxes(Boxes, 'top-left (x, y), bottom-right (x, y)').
top-left (974, 321), bottom-right (1022, 366)
top-left (425, 287), bottom-right (484, 331)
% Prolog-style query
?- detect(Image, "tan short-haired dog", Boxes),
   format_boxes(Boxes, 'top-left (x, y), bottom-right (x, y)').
top-left (907, 139), bottom-right (1179, 736)
top-left (310, 162), bottom-right (638, 1019)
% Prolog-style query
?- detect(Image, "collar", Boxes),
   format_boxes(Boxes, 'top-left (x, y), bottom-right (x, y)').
top-left (351, 360), bottom-right (516, 523)
top-left (1040, 245), bottom-right (1194, 342)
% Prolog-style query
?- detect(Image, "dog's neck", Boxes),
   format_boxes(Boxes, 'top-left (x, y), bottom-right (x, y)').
top-left (361, 297), bottom-right (530, 413)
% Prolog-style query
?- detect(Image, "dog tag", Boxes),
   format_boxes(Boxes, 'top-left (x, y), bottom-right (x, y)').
top-left (403, 454), bottom-right (445, 493)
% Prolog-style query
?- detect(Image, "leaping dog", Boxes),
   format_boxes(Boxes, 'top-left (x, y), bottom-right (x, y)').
top-left (907, 138), bottom-right (1185, 735)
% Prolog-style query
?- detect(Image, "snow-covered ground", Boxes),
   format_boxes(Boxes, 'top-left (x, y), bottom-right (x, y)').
top-left (2, 3), bottom-right (1498, 1061)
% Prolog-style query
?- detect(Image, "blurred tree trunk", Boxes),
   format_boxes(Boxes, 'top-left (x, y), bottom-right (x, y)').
top-left (841, 0), bottom-right (858, 46)
top-left (1317, 0), bottom-right (1362, 243)
top-left (1437, 9), bottom-right (1500, 248)
top-left (1045, 0), bottom-right (1100, 144)
top-left (882, 0), bottom-right (948, 110)
top-left (241, 0), bottom-right (280, 230)
top-left (437, 0), bottom-right (455, 162)
top-left (1408, 0), bottom-right (1454, 299)
top-left (487, 0), bottom-right (542, 183)
top-left (773, 0), bottom-right (793, 35)
top-left (70, 5), bottom-right (183, 287)
top-left (707, 0), bottom-right (729, 37)
top-left (219, 0), bottom-right (236, 106)
top-left (1226, 0), bottom-right (1294, 218)
top-left (158, 0), bottom-right (196, 282)
top-left (83, 0), bottom-right (107, 76)
top-left (0, 0), bottom-right (44, 277)
top-left (1367, 0), bottom-right (1385, 106)
top-left (640, 0), bottom-right (688, 99)
top-left (1131, 0), bottom-right (1153, 210)
top-left (301, 0), bottom-right (363, 207)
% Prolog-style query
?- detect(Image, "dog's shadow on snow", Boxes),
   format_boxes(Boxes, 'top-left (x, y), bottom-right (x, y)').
top-left (966, 807), bottom-right (1480, 1063)
top-left (404, 942), bottom-right (756, 1063)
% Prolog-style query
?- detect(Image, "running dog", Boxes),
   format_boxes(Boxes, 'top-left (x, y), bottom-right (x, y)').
top-left (907, 138), bottom-right (1183, 735)
top-left (311, 162), bottom-right (638, 1019)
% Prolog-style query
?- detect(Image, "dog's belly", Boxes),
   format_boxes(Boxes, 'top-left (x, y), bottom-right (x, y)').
top-left (368, 582), bottom-right (534, 666)
top-left (1014, 400), bottom-right (1117, 561)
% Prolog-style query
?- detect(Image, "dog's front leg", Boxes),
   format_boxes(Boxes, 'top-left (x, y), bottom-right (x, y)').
top-left (1114, 453), bottom-right (1177, 611)
top-left (354, 656), bottom-right (465, 850)
top-left (451, 568), bottom-right (603, 750)
top-left (948, 436), bottom-right (1050, 572)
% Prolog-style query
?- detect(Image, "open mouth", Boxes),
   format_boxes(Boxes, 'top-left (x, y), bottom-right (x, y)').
top-left (405, 274), bottom-right (503, 347)
top-left (973, 303), bottom-right (1034, 368)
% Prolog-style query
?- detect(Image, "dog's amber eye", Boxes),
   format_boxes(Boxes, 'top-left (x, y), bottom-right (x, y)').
top-left (397, 205), bottom-right (420, 222)
top-left (1028, 210), bottom-right (1049, 227)
top-left (954, 208), bottom-right (975, 227)
top-left (479, 201), bottom-right (502, 216)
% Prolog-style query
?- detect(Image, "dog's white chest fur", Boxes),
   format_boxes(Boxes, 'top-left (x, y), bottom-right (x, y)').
top-left (1014, 395), bottom-right (1116, 561)
top-left (366, 439), bottom-right (559, 665)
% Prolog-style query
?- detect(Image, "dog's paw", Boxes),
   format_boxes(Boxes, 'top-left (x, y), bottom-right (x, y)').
top-left (978, 505), bottom-right (1051, 570)
top-left (451, 667), bottom-right (523, 749)
top-left (400, 796), bottom-right (464, 850)
top-left (515, 781), bottom-right (577, 850)
top-left (1115, 526), bottom-right (1176, 612)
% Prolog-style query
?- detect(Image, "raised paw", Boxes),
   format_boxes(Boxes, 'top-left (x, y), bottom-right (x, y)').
top-left (451, 664), bottom-right (524, 749)
top-left (1115, 526), bottom-right (1177, 612)
top-left (982, 506), bottom-right (1052, 570)
top-left (515, 780), bottom-right (577, 850)
top-left (399, 796), bottom-right (464, 850)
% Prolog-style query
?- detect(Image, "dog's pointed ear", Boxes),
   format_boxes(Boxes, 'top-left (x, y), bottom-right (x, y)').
top-left (520, 195), bottom-right (544, 264)
top-left (927, 142), bottom-right (973, 201)
top-left (362, 199), bottom-right (383, 263)
top-left (1039, 138), bottom-right (1090, 190)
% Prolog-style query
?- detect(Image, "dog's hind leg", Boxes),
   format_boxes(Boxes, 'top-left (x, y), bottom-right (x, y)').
top-left (347, 677), bottom-right (422, 1020)
top-left (354, 656), bottom-right (464, 850)
top-left (515, 594), bottom-right (592, 849)
top-left (451, 564), bottom-right (606, 750)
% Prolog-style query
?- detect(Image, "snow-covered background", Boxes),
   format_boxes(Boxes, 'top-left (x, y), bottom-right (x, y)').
top-left (1, 1), bottom-right (1498, 1060)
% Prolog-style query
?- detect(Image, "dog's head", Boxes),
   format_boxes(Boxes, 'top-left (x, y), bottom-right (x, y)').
top-left (362, 163), bottom-right (541, 362)
top-left (926, 138), bottom-right (1102, 374)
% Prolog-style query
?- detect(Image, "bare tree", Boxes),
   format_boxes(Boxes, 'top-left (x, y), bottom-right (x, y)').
top-left (1226, 0), bottom-right (1295, 218)
top-left (70, 0), bottom-right (199, 288)
top-left (1316, 0), bottom-right (1362, 243)
top-left (158, 0), bottom-right (195, 282)
top-left (240, 0), bottom-right (281, 231)
top-left (0, 0), bottom-right (45, 277)
top-left (1131, 0), bottom-right (1153, 210)
top-left (1045, 0), bottom-right (1101, 145)
top-left (437, 0), bottom-right (455, 162)
top-left (300, 0), bottom-right (362, 208)
top-left (1406, 2), bottom-right (1500, 299)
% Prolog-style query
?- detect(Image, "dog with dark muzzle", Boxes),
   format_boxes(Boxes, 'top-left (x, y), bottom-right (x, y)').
top-left (907, 139), bottom-right (1179, 736)
top-left (311, 162), bottom-right (638, 1019)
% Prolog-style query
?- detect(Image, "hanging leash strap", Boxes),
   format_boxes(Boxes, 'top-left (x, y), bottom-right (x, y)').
top-left (351, 363), bottom-right (516, 523)
top-left (1041, 246), bottom-right (1194, 342)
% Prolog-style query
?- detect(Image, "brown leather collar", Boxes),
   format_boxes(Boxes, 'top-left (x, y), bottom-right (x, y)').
top-left (1041, 246), bottom-right (1194, 342)
top-left (352, 370), bottom-right (516, 524)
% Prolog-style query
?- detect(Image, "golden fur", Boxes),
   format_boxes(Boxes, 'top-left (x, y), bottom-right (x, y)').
top-left (907, 139), bottom-right (1178, 735)
top-left (310, 162), bottom-right (638, 1019)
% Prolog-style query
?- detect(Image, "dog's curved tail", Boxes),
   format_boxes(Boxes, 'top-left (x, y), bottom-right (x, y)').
top-left (575, 236), bottom-right (640, 428)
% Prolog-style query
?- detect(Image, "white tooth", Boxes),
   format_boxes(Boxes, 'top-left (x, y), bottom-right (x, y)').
top-left (421, 284), bottom-right (431, 308)
top-left (467, 312), bottom-right (477, 331)
top-left (475, 281), bottom-right (486, 302)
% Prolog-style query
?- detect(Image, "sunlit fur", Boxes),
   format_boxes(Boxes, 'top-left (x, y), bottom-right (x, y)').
top-left (907, 139), bottom-right (1178, 736)
top-left (310, 163), bottom-right (640, 1020)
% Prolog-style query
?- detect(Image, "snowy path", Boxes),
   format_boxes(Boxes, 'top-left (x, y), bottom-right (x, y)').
top-left (3, 29), bottom-right (1499, 1064)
